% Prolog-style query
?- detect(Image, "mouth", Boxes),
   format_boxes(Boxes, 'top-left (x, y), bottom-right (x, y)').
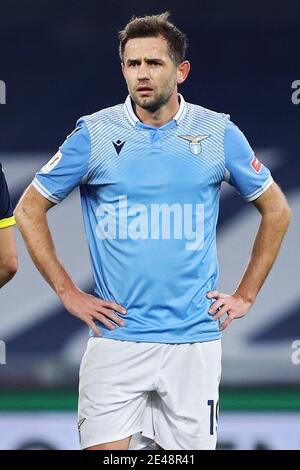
top-left (136, 86), bottom-right (153, 96)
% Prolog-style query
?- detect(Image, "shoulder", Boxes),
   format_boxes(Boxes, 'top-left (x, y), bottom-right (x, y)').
top-left (186, 102), bottom-right (230, 124)
top-left (76, 103), bottom-right (125, 130)
top-left (224, 119), bottom-right (251, 149)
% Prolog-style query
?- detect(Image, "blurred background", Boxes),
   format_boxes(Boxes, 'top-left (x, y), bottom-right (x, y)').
top-left (0, 0), bottom-right (299, 450)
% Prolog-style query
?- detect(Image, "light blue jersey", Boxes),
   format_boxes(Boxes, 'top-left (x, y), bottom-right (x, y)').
top-left (33, 95), bottom-right (273, 343)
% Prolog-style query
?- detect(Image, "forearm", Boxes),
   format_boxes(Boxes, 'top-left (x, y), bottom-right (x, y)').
top-left (235, 208), bottom-right (291, 303)
top-left (14, 204), bottom-right (75, 298)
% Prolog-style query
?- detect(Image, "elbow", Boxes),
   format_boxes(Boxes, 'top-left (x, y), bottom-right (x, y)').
top-left (281, 201), bottom-right (292, 227)
top-left (1, 256), bottom-right (18, 279)
top-left (13, 200), bottom-right (30, 228)
top-left (7, 257), bottom-right (18, 278)
top-left (13, 203), bottom-right (24, 226)
top-left (274, 202), bottom-right (292, 232)
top-left (262, 200), bottom-right (292, 232)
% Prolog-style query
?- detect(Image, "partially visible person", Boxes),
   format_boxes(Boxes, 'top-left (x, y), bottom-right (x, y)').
top-left (0, 163), bottom-right (18, 287)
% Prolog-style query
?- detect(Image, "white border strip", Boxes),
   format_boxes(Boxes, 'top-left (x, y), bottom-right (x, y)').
top-left (32, 177), bottom-right (61, 204)
top-left (244, 175), bottom-right (274, 202)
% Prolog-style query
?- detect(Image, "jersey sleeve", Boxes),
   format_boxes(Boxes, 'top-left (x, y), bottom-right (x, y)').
top-left (32, 119), bottom-right (91, 203)
top-left (0, 163), bottom-right (15, 229)
top-left (223, 120), bottom-right (273, 201)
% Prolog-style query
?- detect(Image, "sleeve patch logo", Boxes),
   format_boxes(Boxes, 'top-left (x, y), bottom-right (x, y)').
top-left (41, 151), bottom-right (62, 174)
top-left (251, 155), bottom-right (263, 174)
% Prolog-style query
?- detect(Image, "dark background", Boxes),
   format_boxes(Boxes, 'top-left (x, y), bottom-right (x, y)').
top-left (0, 0), bottom-right (299, 158)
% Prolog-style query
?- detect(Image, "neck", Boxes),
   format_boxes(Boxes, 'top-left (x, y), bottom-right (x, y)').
top-left (134, 91), bottom-right (180, 128)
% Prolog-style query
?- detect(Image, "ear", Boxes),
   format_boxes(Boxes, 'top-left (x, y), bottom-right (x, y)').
top-left (177, 61), bottom-right (191, 84)
top-left (121, 62), bottom-right (125, 78)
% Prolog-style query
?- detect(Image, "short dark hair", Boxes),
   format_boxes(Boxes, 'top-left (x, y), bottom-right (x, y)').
top-left (119, 12), bottom-right (188, 65)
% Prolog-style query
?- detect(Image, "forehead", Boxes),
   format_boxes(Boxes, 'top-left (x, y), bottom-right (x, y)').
top-left (123, 35), bottom-right (170, 60)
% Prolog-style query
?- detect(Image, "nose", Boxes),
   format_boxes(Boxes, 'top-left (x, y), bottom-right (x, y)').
top-left (137, 63), bottom-right (150, 81)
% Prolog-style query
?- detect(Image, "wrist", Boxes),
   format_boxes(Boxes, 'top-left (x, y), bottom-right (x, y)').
top-left (234, 291), bottom-right (255, 305)
top-left (56, 279), bottom-right (77, 303)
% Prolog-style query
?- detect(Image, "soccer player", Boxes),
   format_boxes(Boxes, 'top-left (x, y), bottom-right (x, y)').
top-left (0, 163), bottom-right (17, 287)
top-left (14, 13), bottom-right (291, 450)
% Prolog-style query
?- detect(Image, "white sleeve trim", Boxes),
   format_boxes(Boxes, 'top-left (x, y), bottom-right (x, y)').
top-left (243, 175), bottom-right (274, 202)
top-left (32, 177), bottom-right (61, 204)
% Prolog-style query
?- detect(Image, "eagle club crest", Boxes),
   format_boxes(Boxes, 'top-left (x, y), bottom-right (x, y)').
top-left (178, 134), bottom-right (210, 155)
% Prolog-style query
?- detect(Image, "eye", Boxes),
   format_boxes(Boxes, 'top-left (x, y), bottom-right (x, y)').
top-left (149, 61), bottom-right (161, 66)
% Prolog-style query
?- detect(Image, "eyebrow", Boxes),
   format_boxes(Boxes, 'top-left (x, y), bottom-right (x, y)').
top-left (126, 58), bottom-right (165, 65)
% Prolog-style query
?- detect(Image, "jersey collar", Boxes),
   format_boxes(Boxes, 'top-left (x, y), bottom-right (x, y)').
top-left (124, 94), bottom-right (187, 128)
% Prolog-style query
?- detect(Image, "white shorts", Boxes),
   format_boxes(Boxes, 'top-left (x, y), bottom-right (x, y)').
top-left (78, 337), bottom-right (222, 450)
